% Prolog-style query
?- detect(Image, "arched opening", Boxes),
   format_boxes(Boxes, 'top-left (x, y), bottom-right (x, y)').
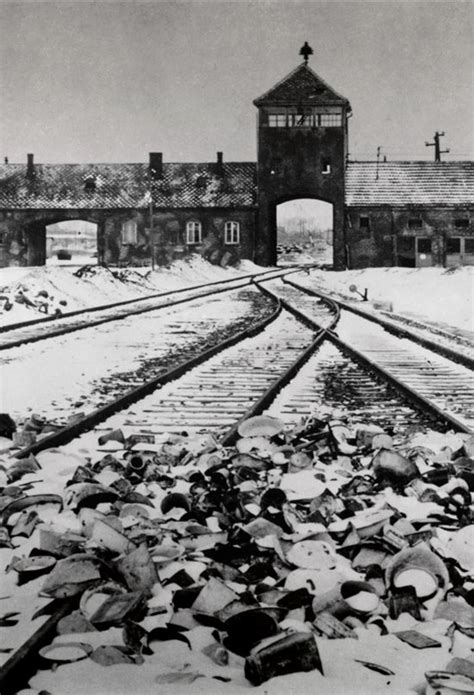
top-left (45, 220), bottom-right (98, 266)
top-left (276, 198), bottom-right (333, 267)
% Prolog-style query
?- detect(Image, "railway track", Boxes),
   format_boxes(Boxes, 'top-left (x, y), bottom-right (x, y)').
top-left (1, 276), bottom-right (473, 693)
top-left (281, 276), bottom-right (474, 432)
top-left (0, 286), bottom-right (277, 425)
top-left (0, 265), bottom-right (304, 351)
top-left (285, 275), bottom-right (474, 370)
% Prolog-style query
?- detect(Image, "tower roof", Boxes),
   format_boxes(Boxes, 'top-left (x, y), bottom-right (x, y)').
top-left (253, 63), bottom-right (350, 108)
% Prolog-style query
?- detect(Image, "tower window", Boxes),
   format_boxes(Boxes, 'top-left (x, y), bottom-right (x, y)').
top-left (319, 113), bottom-right (342, 127)
top-left (408, 219), bottom-right (423, 229)
top-left (359, 216), bottom-right (370, 229)
top-left (268, 114), bottom-right (286, 127)
top-left (225, 221), bottom-right (240, 245)
top-left (121, 220), bottom-right (137, 245)
top-left (455, 218), bottom-right (469, 228)
top-left (186, 221), bottom-right (202, 244)
top-left (322, 159), bottom-right (331, 174)
top-left (287, 113), bottom-right (315, 127)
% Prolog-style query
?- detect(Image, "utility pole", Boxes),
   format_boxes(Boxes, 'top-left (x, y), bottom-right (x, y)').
top-left (149, 179), bottom-right (155, 271)
top-left (425, 131), bottom-right (450, 161)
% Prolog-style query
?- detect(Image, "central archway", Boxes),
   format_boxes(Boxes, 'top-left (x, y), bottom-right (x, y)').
top-left (276, 198), bottom-right (333, 267)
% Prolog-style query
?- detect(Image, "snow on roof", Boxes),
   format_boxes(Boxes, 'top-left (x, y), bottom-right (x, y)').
top-left (0, 162), bottom-right (257, 210)
top-left (346, 161), bottom-right (474, 206)
top-left (1, 159), bottom-right (472, 210)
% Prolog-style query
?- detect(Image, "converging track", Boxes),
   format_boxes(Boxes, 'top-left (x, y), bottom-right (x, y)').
top-left (14, 274), bottom-right (472, 464)
top-left (2, 270), bottom-right (473, 693)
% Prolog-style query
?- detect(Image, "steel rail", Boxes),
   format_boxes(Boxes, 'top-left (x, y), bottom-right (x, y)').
top-left (4, 278), bottom-right (468, 691)
top-left (283, 276), bottom-right (474, 370)
top-left (280, 277), bottom-right (472, 434)
top-left (255, 279), bottom-right (340, 331)
top-left (0, 267), bottom-right (307, 352)
top-left (0, 265), bottom-right (305, 335)
top-left (220, 287), bottom-right (340, 447)
top-left (0, 598), bottom-right (78, 695)
top-left (14, 295), bottom-right (283, 460)
top-left (324, 331), bottom-right (472, 434)
top-left (1, 283), bottom-right (332, 694)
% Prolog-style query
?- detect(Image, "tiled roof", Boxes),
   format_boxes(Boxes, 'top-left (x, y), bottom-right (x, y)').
top-left (346, 161), bottom-right (474, 206)
top-left (0, 162), bottom-right (257, 210)
top-left (2, 160), bottom-right (472, 210)
top-left (156, 162), bottom-right (256, 207)
top-left (254, 63), bottom-right (350, 107)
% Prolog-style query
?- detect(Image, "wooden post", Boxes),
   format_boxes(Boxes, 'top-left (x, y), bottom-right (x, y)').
top-left (149, 198), bottom-right (155, 271)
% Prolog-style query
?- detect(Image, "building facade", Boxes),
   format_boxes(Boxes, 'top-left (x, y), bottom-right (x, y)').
top-left (0, 56), bottom-right (472, 269)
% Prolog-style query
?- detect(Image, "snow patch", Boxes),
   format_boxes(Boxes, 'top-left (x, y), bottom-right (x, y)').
top-left (310, 266), bottom-right (473, 332)
top-left (0, 256), bottom-right (268, 328)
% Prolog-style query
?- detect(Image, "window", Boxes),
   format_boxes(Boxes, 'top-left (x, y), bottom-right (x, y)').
top-left (319, 113), bottom-right (342, 127)
top-left (464, 237), bottom-right (474, 254)
top-left (408, 219), bottom-right (423, 229)
top-left (186, 221), bottom-right (202, 244)
top-left (121, 220), bottom-right (137, 245)
top-left (267, 108), bottom-right (343, 128)
top-left (417, 238), bottom-right (432, 254)
top-left (288, 113), bottom-right (315, 127)
top-left (446, 237), bottom-right (461, 254)
top-left (268, 114), bottom-right (286, 127)
top-left (359, 216), bottom-right (370, 229)
top-left (455, 219), bottom-right (470, 228)
top-left (84, 176), bottom-right (96, 192)
top-left (225, 221), bottom-right (240, 245)
top-left (167, 229), bottom-right (179, 245)
top-left (322, 158), bottom-right (331, 175)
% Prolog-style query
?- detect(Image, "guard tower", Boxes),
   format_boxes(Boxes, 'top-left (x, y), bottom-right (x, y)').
top-left (254, 43), bottom-right (351, 267)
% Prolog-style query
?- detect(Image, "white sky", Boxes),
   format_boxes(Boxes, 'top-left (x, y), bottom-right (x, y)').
top-left (0, 0), bottom-right (472, 164)
top-left (277, 199), bottom-right (333, 229)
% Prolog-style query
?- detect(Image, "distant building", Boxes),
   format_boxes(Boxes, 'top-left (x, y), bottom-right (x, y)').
top-left (0, 48), bottom-right (472, 268)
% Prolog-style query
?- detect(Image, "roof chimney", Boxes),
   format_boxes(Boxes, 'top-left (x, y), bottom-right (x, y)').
top-left (149, 152), bottom-right (163, 179)
top-left (26, 153), bottom-right (35, 179)
top-left (216, 151), bottom-right (224, 175)
top-left (4, 157), bottom-right (8, 164)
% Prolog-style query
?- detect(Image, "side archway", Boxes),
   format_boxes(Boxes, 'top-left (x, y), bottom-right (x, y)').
top-left (21, 214), bottom-right (101, 267)
top-left (45, 220), bottom-right (98, 265)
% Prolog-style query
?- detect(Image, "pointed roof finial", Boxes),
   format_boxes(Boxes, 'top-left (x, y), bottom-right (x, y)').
top-left (299, 41), bottom-right (313, 65)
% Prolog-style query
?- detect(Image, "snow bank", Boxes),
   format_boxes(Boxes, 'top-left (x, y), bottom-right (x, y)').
top-left (310, 266), bottom-right (473, 333)
top-left (0, 256), bottom-right (267, 327)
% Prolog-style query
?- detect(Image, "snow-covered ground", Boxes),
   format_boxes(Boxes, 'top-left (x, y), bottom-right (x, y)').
top-left (0, 261), bottom-right (473, 695)
top-left (0, 256), bottom-right (266, 327)
top-left (0, 289), bottom-right (266, 423)
top-left (308, 266), bottom-right (473, 334)
top-left (1, 261), bottom-right (471, 335)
